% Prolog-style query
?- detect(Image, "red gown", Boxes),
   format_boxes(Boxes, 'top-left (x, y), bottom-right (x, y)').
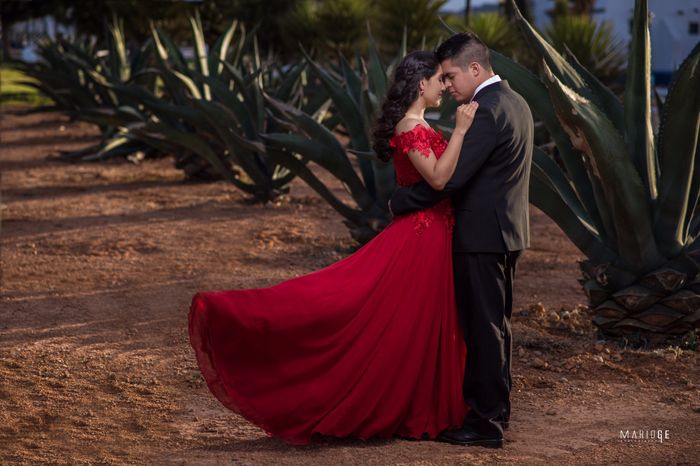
top-left (189, 124), bottom-right (469, 445)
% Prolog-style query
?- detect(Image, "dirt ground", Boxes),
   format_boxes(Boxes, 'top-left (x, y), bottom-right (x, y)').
top-left (1, 109), bottom-right (698, 465)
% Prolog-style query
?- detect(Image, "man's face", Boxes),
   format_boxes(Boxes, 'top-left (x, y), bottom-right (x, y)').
top-left (440, 58), bottom-right (480, 103)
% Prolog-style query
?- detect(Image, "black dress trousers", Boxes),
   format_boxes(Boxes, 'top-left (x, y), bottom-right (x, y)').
top-left (453, 250), bottom-right (521, 437)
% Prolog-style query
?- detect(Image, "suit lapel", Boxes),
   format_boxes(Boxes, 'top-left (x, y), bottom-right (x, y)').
top-left (473, 80), bottom-right (510, 102)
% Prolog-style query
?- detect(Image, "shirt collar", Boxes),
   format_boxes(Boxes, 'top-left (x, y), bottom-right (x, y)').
top-left (472, 74), bottom-right (502, 99)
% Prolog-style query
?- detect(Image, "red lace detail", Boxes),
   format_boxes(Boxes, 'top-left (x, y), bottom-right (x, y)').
top-left (389, 125), bottom-right (454, 236)
top-left (410, 199), bottom-right (454, 236)
top-left (413, 211), bottom-right (434, 234)
top-left (390, 125), bottom-right (448, 187)
top-left (390, 124), bottom-right (435, 158)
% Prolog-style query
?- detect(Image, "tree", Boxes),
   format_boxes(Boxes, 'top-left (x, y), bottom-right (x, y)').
top-left (546, 0), bottom-right (597, 20)
top-left (374, 0), bottom-right (447, 55)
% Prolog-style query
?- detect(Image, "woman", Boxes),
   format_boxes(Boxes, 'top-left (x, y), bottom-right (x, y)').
top-left (188, 51), bottom-right (478, 445)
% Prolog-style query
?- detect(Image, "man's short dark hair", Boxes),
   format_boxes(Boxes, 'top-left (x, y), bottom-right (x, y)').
top-left (435, 32), bottom-right (492, 71)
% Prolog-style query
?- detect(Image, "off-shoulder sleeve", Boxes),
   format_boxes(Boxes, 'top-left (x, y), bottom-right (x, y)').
top-left (389, 125), bottom-right (434, 158)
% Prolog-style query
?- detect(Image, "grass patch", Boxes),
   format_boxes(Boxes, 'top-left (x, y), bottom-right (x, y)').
top-left (0, 65), bottom-right (53, 106)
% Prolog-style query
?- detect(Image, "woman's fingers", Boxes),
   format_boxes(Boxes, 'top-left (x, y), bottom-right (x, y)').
top-left (457, 102), bottom-right (478, 119)
top-left (454, 101), bottom-right (480, 132)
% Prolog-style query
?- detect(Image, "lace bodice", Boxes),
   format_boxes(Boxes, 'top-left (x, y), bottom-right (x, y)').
top-left (388, 124), bottom-right (453, 234)
top-left (389, 124), bottom-right (448, 186)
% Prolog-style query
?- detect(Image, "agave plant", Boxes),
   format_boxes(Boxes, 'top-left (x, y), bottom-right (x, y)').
top-left (70, 17), bottom-right (160, 162)
top-left (16, 17), bottom-right (159, 162)
top-left (248, 29), bottom-right (408, 243)
top-left (14, 35), bottom-right (100, 113)
top-left (491, 0), bottom-right (699, 339)
top-left (116, 11), bottom-right (307, 198)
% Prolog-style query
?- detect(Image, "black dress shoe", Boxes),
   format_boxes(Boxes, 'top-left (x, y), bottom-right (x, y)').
top-left (495, 414), bottom-right (510, 431)
top-left (437, 428), bottom-right (504, 448)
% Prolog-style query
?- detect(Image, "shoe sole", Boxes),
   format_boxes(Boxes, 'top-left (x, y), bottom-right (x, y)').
top-left (439, 437), bottom-right (504, 449)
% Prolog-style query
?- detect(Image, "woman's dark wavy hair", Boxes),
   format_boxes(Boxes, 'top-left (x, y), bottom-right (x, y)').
top-left (372, 51), bottom-right (440, 162)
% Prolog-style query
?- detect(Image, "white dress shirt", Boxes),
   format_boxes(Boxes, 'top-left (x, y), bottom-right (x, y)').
top-left (472, 74), bottom-right (502, 100)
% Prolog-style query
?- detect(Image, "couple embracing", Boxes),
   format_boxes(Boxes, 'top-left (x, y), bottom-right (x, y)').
top-left (189, 32), bottom-right (534, 449)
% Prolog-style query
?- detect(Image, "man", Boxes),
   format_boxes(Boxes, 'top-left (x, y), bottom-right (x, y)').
top-left (389, 32), bottom-right (534, 448)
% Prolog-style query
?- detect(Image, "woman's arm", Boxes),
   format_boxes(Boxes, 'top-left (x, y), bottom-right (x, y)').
top-left (401, 102), bottom-right (478, 191)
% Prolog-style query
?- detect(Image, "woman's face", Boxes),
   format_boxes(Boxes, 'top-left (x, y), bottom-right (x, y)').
top-left (421, 67), bottom-right (446, 108)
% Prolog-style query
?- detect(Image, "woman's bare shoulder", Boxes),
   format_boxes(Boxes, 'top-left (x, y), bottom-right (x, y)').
top-left (395, 117), bottom-right (430, 135)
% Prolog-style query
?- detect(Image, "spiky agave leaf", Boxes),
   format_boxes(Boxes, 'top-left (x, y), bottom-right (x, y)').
top-left (562, 44), bottom-right (624, 134)
top-left (20, 27), bottom-right (161, 162)
top-left (497, 0), bottom-right (699, 340)
top-left (655, 41), bottom-right (700, 256)
top-left (542, 61), bottom-right (664, 272)
top-left (624, 0), bottom-right (657, 204)
top-left (208, 19), bottom-right (239, 77)
top-left (263, 94), bottom-right (374, 208)
top-left (300, 46), bottom-right (377, 198)
top-left (241, 94), bottom-right (388, 238)
top-left (106, 15), bottom-right (129, 82)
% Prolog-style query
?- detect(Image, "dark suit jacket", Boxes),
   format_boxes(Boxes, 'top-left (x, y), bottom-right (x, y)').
top-left (390, 80), bottom-right (533, 253)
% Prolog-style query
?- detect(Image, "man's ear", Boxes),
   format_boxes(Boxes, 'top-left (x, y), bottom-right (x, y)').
top-left (470, 62), bottom-right (481, 77)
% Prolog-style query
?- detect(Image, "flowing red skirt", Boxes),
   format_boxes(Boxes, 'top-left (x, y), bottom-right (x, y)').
top-left (188, 201), bottom-right (468, 445)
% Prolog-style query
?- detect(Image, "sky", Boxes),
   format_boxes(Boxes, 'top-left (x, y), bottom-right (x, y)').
top-left (441, 0), bottom-right (500, 13)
